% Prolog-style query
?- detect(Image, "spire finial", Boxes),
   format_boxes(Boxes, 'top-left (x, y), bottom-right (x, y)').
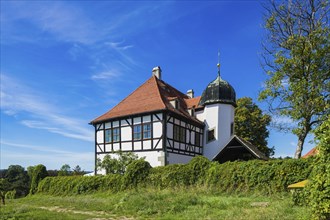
top-left (217, 50), bottom-right (220, 77)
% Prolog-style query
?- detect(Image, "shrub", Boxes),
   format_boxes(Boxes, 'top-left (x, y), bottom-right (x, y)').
top-left (5, 190), bottom-right (16, 199)
top-left (204, 158), bottom-right (313, 194)
top-left (306, 118), bottom-right (330, 220)
top-left (36, 156), bottom-right (313, 196)
top-left (29, 164), bottom-right (48, 195)
top-left (124, 159), bottom-right (151, 188)
top-left (147, 164), bottom-right (192, 188)
top-left (186, 156), bottom-right (211, 184)
top-left (98, 151), bottom-right (138, 175)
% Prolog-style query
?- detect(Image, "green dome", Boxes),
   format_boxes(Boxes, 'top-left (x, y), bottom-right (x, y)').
top-left (199, 75), bottom-right (236, 107)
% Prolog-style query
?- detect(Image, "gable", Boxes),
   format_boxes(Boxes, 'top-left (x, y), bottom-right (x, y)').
top-left (213, 135), bottom-right (268, 163)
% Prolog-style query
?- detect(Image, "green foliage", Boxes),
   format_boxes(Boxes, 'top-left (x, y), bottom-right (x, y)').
top-left (0, 178), bottom-right (10, 205)
top-left (204, 159), bottom-right (313, 194)
top-left (186, 156), bottom-right (211, 184)
top-left (124, 159), bottom-right (152, 188)
top-left (260, 0), bottom-right (329, 158)
top-left (72, 165), bottom-right (84, 176)
top-left (5, 165), bottom-right (29, 197)
top-left (58, 164), bottom-right (71, 176)
top-left (234, 97), bottom-right (273, 156)
top-left (147, 164), bottom-right (192, 188)
top-left (36, 157), bottom-right (313, 197)
top-left (29, 164), bottom-right (48, 195)
top-left (97, 151), bottom-right (139, 175)
top-left (306, 117), bottom-right (330, 219)
top-left (5, 190), bottom-right (16, 200)
top-left (37, 175), bottom-right (123, 195)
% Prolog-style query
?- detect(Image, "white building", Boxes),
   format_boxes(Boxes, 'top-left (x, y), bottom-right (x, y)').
top-left (90, 65), bottom-right (267, 174)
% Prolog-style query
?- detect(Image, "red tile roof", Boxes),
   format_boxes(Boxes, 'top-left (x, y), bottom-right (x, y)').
top-left (302, 147), bottom-right (318, 158)
top-left (91, 76), bottom-right (203, 125)
top-left (185, 96), bottom-right (202, 109)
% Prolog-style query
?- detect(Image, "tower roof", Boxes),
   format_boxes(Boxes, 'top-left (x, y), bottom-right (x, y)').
top-left (199, 75), bottom-right (236, 107)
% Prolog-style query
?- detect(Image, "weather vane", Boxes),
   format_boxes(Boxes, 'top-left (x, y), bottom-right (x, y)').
top-left (217, 50), bottom-right (221, 77)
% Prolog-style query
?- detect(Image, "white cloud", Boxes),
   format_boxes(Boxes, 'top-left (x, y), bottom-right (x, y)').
top-left (1, 74), bottom-right (93, 142)
top-left (91, 70), bottom-right (121, 81)
top-left (271, 115), bottom-right (294, 124)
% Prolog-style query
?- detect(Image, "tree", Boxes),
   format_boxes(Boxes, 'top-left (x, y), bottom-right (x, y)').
top-left (58, 164), bottom-right (71, 176)
top-left (5, 165), bottom-right (29, 197)
top-left (259, 0), bottom-right (330, 158)
top-left (0, 178), bottom-right (10, 205)
top-left (97, 151), bottom-right (138, 175)
top-left (29, 164), bottom-right (48, 195)
top-left (234, 97), bottom-right (273, 156)
top-left (72, 165), bottom-right (84, 176)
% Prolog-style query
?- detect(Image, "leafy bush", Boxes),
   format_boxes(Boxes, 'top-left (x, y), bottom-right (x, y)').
top-left (306, 118), bottom-right (330, 220)
top-left (147, 164), bottom-right (192, 188)
top-left (124, 159), bottom-right (151, 188)
top-left (204, 158), bottom-right (313, 194)
top-left (29, 164), bottom-right (48, 195)
top-left (186, 156), bottom-right (211, 184)
top-left (38, 175), bottom-right (124, 195)
top-left (5, 190), bottom-right (16, 199)
top-left (36, 156), bottom-right (313, 196)
top-left (97, 151), bottom-right (138, 174)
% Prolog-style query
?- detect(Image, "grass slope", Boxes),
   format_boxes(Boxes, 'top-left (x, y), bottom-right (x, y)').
top-left (0, 188), bottom-right (311, 220)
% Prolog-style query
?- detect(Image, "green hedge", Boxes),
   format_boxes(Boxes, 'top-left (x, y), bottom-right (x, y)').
top-left (204, 159), bottom-right (313, 194)
top-left (38, 175), bottom-right (123, 195)
top-left (37, 157), bottom-right (313, 196)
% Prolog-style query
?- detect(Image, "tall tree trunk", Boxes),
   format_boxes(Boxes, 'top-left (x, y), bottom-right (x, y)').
top-left (294, 132), bottom-right (308, 159)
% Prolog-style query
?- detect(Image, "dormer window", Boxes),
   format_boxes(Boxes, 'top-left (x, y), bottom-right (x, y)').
top-left (188, 108), bottom-right (195, 117)
top-left (170, 98), bottom-right (179, 109)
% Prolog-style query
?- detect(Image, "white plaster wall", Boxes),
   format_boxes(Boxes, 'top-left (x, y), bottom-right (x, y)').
top-left (121, 126), bottom-right (131, 141)
top-left (153, 122), bottom-right (163, 138)
top-left (96, 130), bottom-right (103, 143)
top-left (167, 152), bottom-right (194, 164)
top-left (96, 150), bottom-right (165, 175)
top-left (201, 103), bottom-right (235, 160)
top-left (113, 143), bottom-right (120, 151)
top-left (154, 139), bottom-right (163, 149)
top-left (144, 140), bottom-right (152, 150)
top-left (134, 141), bottom-right (142, 150)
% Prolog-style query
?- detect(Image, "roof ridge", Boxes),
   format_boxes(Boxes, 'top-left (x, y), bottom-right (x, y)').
top-left (152, 76), bottom-right (167, 109)
top-left (161, 80), bottom-right (189, 98)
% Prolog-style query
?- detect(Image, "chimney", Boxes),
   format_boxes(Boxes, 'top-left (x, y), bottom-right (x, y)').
top-left (152, 66), bottom-right (162, 79)
top-left (187, 89), bottom-right (194, 98)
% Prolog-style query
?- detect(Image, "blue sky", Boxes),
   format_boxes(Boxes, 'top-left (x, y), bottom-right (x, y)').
top-left (1, 1), bottom-right (314, 171)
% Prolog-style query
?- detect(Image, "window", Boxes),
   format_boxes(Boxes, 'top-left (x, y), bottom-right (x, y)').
top-left (105, 129), bottom-right (112, 143)
top-left (134, 123), bottom-right (152, 140)
top-left (230, 122), bottom-right (234, 136)
top-left (195, 132), bottom-right (200, 146)
top-left (113, 128), bottom-right (120, 142)
top-left (207, 128), bottom-right (215, 142)
top-left (173, 125), bottom-right (186, 142)
top-left (133, 125), bottom-right (142, 140)
top-left (143, 123), bottom-right (151, 139)
top-left (105, 128), bottom-right (120, 143)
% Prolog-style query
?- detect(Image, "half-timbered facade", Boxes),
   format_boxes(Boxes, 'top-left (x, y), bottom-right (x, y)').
top-left (91, 66), bottom-right (267, 174)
